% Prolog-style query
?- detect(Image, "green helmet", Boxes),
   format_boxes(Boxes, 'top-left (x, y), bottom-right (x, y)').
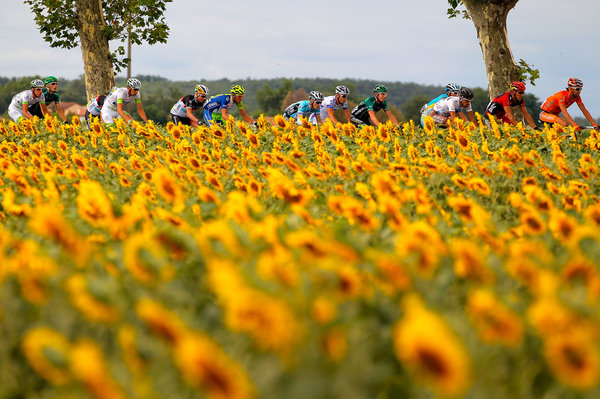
top-left (231, 84), bottom-right (245, 95)
top-left (44, 76), bottom-right (58, 85)
top-left (374, 84), bottom-right (388, 94)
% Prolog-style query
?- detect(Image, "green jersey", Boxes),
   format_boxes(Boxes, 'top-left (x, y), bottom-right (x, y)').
top-left (351, 96), bottom-right (389, 123)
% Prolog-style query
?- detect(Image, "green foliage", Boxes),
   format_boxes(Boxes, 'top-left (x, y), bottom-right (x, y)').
top-left (24, 0), bottom-right (172, 73)
top-left (255, 79), bottom-right (293, 115)
top-left (447, 0), bottom-right (470, 19)
top-left (400, 94), bottom-right (430, 123)
top-left (517, 59), bottom-right (540, 87)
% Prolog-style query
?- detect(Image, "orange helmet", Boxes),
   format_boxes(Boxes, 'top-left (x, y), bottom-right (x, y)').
top-left (510, 81), bottom-right (526, 92)
top-left (567, 78), bottom-right (583, 89)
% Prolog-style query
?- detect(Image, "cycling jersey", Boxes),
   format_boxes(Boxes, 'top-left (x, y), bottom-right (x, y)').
top-left (8, 90), bottom-right (45, 122)
top-left (283, 100), bottom-right (319, 123)
top-left (86, 95), bottom-right (107, 116)
top-left (203, 94), bottom-right (244, 126)
top-left (486, 91), bottom-right (523, 122)
top-left (541, 90), bottom-right (582, 115)
top-left (351, 96), bottom-right (389, 125)
top-left (170, 95), bottom-right (206, 118)
top-left (421, 94), bottom-right (448, 113)
top-left (433, 96), bottom-right (472, 117)
top-left (100, 87), bottom-right (141, 124)
top-left (319, 95), bottom-right (348, 121)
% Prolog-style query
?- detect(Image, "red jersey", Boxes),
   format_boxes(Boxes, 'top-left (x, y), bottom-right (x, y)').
top-left (541, 90), bottom-right (582, 115)
top-left (486, 91), bottom-right (523, 119)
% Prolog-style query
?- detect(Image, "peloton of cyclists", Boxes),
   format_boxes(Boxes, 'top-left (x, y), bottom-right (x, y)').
top-left (539, 78), bottom-right (599, 132)
top-left (28, 76), bottom-right (69, 123)
top-left (170, 84), bottom-right (209, 127)
top-left (350, 84), bottom-right (398, 127)
top-left (486, 81), bottom-right (537, 129)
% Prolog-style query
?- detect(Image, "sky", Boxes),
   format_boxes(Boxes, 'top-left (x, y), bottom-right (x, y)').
top-left (2, 0), bottom-right (600, 118)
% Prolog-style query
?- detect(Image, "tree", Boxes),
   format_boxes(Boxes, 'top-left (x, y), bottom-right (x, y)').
top-left (255, 79), bottom-right (294, 115)
top-left (25, 0), bottom-right (171, 100)
top-left (447, 0), bottom-right (538, 102)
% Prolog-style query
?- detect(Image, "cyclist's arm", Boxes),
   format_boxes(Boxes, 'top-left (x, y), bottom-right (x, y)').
top-left (519, 103), bottom-right (537, 129)
top-left (503, 105), bottom-right (517, 125)
top-left (55, 103), bottom-right (67, 122)
top-left (185, 107), bottom-right (201, 125)
top-left (327, 108), bottom-right (338, 124)
top-left (136, 101), bottom-right (148, 122)
top-left (315, 114), bottom-right (323, 124)
top-left (467, 110), bottom-right (476, 124)
top-left (343, 108), bottom-right (351, 123)
top-left (558, 102), bottom-right (578, 128)
top-left (41, 103), bottom-right (50, 118)
top-left (577, 102), bottom-right (598, 127)
top-left (368, 110), bottom-right (381, 126)
top-left (385, 109), bottom-right (398, 125)
top-left (22, 102), bottom-right (34, 119)
top-left (221, 107), bottom-right (228, 119)
top-left (239, 108), bottom-right (254, 123)
top-left (116, 101), bottom-right (131, 122)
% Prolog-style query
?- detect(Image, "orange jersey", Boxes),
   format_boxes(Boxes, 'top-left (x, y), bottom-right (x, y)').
top-left (541, 90), bottom-right (582, 114)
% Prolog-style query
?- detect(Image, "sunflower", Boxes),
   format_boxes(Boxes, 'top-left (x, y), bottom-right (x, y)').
top-left (173, 333), bottom-right (254, 399)
top-left (21, 327), bottom-right (72, 385)
top-left (544, 330), bottom-right (600, 390)
top-left (393, 295), bottom-right (471, 397)
top-left (467, 289), bottom-right (523, 347)
top-left (451, 239), bottom-right (494, 283)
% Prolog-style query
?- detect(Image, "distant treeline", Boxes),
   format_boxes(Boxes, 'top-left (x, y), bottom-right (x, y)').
top-left (0, 75), bottom-right (543, 125)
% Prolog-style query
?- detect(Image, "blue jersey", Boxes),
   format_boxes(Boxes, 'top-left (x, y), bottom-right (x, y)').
top-left (283, 100), bottom-right (318, 120)
top-left (425, 94), bottom-right (448, 108)
top-left (203, 94), bottom-right (244, 126)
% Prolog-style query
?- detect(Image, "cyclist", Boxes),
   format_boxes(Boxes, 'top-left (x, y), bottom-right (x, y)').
top-left (422, 87), bottom-right (476, 128)
top-left (203, 84), bottom-right (255, 127)
top-left (486, 81), bottom-right (537, 129)
top-left (100, 78), bottom-right (148, 125)
top-left (28, 76), bottom-right (68, 123)
top-left (85, 87), bottom-right (115, 128)
top-left (8, 79), bottom-right (49, 122)
top-left (350, 84), bottom-right (398, 127)
top-left (420, 83), bottom-right (461, 127)
top-left (319, 85), bottom-right (351, 124)
top-left (170, 84), bottom-right (209, 127)
top-left (539, 78), bottom-right (598, 132)
top-left (282, 90), bottom-right (324, 125)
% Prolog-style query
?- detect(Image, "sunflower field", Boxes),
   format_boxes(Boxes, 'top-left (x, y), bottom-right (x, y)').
top-left (1, 113), bottom-right (600, 399)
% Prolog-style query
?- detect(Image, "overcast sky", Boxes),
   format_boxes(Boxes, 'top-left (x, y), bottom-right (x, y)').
top-left (3, 0), bottom-right (599, 118)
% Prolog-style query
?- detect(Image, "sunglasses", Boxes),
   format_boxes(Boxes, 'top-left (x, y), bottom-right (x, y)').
top-left (517, 91), bottom-right (524, 94)
top-left (339, 95), bottom-right (347, 98)
top-left (48, 82), bottom-right (57, 85)
top-left (573, 88), bottom-right (582, 91)
top-left (314, 101), bottom-right (322, 104)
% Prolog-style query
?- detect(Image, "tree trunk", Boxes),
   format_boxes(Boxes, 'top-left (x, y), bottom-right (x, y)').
top-left (74, 0), bottom-right (115, 100)
top-left (462, 0), bottom-right (520, 101)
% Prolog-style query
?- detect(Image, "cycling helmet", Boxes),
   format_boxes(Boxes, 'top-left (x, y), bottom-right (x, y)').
top-left (374, 84), bottom-right (388, 94)
top-left (309, 90), bottom-right (324, 101)
top-left (567, 77), bottom-right (583, 89)
top-left (195, 84), bottom-right (209, 96)
top-left (335, 85), bottom-right (350, 96)
top-left (44, 76), bottom-right (58, 85)
top-left (31, 79), bottom-right (44, 88)
top-left (459, 87), bottom-right (474, 101)
top-left (127, 78), bottom-right (142, 90)
top-left (510, 81), bottom-right (526, 92)
top-left (231, 84), bottom-right (245, 95)
top-left (445, 83), bottom-right (461, 95)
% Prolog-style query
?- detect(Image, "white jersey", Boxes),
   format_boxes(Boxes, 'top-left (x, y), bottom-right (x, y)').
top-left (319, 95), bottom-right (348, 121)
top-left (433, 96), bottom-right (472, 117)
top-left (100, 87), bottom-right (140, 123)
top-left (8, 90), bottom-right (45, 122)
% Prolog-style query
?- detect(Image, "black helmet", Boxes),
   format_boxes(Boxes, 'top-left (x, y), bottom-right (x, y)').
top-left (459, 87), bottom-right (474, 101)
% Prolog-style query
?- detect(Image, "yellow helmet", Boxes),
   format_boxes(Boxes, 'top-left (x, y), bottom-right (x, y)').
top-left (231, 84), bottom-right (245, 95)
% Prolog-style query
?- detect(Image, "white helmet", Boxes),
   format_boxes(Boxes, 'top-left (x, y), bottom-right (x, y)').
top-left (335, 85), bottom-right (350, 96)
top-left (309, 90), bottom-right (324, 101)
top-left (195, 84), bottom-right (209, 96)
top-left (31, 79), bottom-right (45, 88)
top-left (127, 78), bottom-right (142, 90)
